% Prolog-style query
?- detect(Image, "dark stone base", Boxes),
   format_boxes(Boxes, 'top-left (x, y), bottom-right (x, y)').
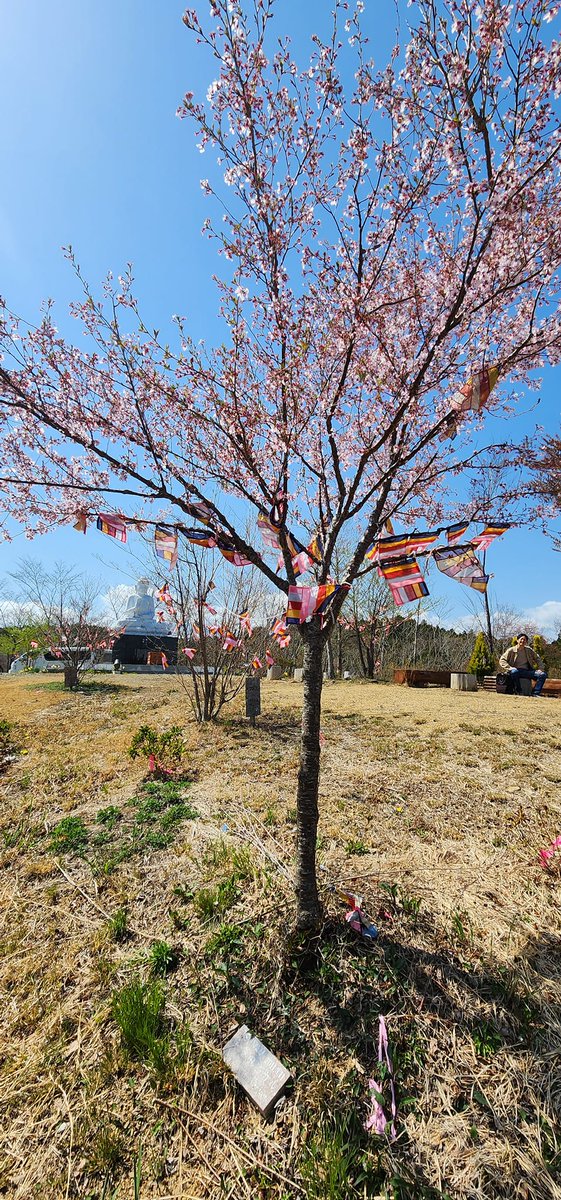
top-left (112, 633), bottom-right (178, 666)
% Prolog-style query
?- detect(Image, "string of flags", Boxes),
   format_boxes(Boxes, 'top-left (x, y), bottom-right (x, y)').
top-left (74, 494), bottom-right (511, 622)
top-left (365, 520), bottom-right (510, 606)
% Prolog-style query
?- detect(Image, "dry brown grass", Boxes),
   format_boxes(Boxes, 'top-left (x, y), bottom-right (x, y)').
top-left (0, 672), bottom-right (560, 1199)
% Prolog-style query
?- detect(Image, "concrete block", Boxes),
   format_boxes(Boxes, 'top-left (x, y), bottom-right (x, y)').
top-left (222, 1025), bottom-right (291, 1115)
top-left (267, 664), bottom-right (282, 680)
top-left (450, 672), bottom-right (477, 691)
top-left (519, 677), bottom-right (532, 696)
top-left (293, 668), bottom-right (304, 682)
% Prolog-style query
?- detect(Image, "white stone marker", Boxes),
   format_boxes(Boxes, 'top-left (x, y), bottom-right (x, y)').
top-left (450, 672), bottom-right (477, 691)
top-left (222, 1025), bottom-right (291, 1115)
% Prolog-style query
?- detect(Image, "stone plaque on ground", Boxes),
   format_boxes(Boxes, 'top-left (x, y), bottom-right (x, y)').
top-left (245, 676), bottom-right (261, 718)
top-left (222, 1025), bottom-right (291, 1115)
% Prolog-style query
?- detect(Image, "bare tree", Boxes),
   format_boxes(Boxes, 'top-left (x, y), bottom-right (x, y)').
top-left (152, 546), bottom-right (273, 721)
top-left (7, 561), bottom-right (110, 688)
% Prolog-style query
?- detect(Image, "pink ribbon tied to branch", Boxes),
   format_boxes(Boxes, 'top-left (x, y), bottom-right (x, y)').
top-left (365, 1015), bottom-right (397, 1140)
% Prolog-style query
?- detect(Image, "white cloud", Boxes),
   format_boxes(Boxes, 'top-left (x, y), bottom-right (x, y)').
top-left (522, 601), bottom-right (561, 638)
top-left (101, 584), bottom-right (136, 623)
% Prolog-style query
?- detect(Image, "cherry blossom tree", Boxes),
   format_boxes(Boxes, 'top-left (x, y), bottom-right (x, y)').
top-left (528, 433), bottom-right (561, 542)
top-left (1, 0), bottom-right (561, 924)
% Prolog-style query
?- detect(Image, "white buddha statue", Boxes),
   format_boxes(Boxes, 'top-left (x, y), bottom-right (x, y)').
top-left (122, 578), bottom-right (171, 634)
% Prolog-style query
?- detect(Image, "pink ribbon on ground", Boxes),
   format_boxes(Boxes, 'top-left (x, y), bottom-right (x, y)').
top-left (365, 1015), bottom-right (397, 1139)
top-left (539, 835), bottom-right (561, 867)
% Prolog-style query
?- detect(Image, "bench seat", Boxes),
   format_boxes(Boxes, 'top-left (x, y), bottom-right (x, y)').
top-left (482, 675), bottom-right (561, 697)
top-left (393, 669), bottom-right (451, 688)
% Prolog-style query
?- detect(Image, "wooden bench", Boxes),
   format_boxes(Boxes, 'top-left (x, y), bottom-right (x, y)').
top-left (393, 669), bottom-right (451, 688)
top-left (482, 675), bottom-right (561, 697)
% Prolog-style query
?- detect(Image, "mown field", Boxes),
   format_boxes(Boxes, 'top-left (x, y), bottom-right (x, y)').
top-left (0, 672), bottom-right (560, 1200)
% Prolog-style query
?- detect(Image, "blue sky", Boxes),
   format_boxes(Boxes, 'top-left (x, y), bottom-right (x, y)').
top-left (1, 1), bottom-right (561, 635)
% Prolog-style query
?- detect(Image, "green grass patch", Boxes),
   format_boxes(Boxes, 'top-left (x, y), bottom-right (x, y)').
top-left (49, 816), bottom-right (89, 855)
top-left (45, 781), bottom-right (197, 872)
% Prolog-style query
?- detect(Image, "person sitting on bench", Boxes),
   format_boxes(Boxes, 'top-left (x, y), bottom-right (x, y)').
top-left (498, 633), bottom-right (547, 696)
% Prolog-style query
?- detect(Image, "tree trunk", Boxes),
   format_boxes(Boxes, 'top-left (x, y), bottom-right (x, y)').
top-left (295, 623), bottom-right (324, 929)
top-left (64, 664), bottom-right (78, 689)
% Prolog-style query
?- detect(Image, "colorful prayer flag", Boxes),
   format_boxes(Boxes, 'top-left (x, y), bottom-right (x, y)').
top-left (161, 653), bottom-right (169, 671)
top-left (183, 498), bottom-right (215, 525)
top-left (446, 521), bottom-right (470, 545)
top-left (155, 524), bottom-right (178, 566)
top-left (73, 512), bottom-right (88, 534)
top-left (367, 530), bottom-right (439, 561)
top-left (378, 556), bottom-right (429, 606)
top-left (450, 364), bottom-right (499, 415)
top-left (270, 491), bottom-right (288, 528)
top-left (266, 648), bottom-right (275, 667)
top-left (286, 586), bottom-right (304, 624)
top-left (216, 535), bottom-right (253, 567)
top-left (433, 543), bottom-right (489, 593)
top-left (307, 532), bottom-right (324, 564)
top-left (315, 582), bottom-right (350, 616)
top-left (366, 533), bottom-right (412, 562)
top-left (258, 513), bottom-right (282, 551)
top-left (182, 526), bottom-right (217, 548)
top-left (182, 647), bottom-right (196, 659)
top-left (222, 631), bottom-right (239, 651)
top-left (252, 657), bottom-right (263, 670)
top-left (471, 523), bottom-right (510, 552)
top-left (238, 610), bottom-right (253, 636)
top-left (404, 530), bottom-right (441, 555)
top-left (96, 514), bottom-right (127, 543)
top-left (286, 582), bottom-right (349, 624)
top-left (292, 549), bottom-right (314, 576)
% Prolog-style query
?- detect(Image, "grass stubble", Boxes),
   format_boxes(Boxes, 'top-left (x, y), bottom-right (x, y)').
top-left (0, 673), bottom-right (559, 1198)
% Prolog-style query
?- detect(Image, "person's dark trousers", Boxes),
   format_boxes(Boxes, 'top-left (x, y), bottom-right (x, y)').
top-left (509, 668), bottom-right (547, 695)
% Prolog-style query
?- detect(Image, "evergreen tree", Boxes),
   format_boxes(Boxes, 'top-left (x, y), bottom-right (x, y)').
top-left (532, 634), bottom-right (547, 669)
top-left (468, 632), bottom-right (495, 681)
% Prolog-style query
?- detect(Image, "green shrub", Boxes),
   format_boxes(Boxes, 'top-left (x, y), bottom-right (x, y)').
top-left (128, 725), bottom-right (185, 777)
top-left (148, 940), bottom-right (178, 976)
top-left (49, 816), bottom-right (89, 855)
top-left (96, 805), bottom-right (122, 828)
